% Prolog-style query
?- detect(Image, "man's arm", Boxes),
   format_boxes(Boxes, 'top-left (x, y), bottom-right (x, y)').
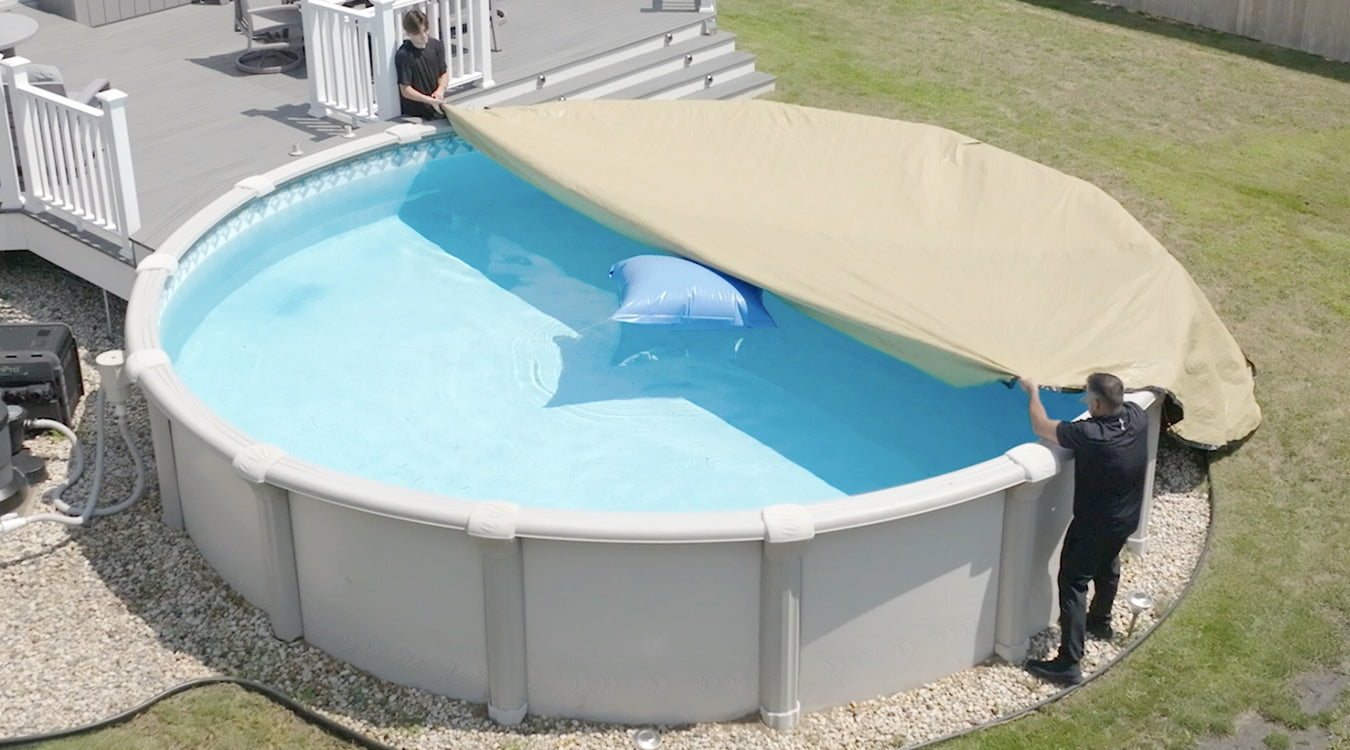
top-left (399, 83), bottom-right (442, 106)
top-left (1019, 378), bottom-right (1062, 445)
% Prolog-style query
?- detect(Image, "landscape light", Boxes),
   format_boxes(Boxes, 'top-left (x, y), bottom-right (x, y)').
top-left (1126, 591), bottom-right (1154, 636)
top-left (633, 727), bottom-right (661, 749)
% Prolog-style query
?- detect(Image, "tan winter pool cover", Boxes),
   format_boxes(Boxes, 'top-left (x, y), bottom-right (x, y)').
top-left (444, 100), bottom-right (1259, 448)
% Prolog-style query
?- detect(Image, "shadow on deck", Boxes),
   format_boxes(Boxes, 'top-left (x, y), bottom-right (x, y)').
top-left (9, 0), bottom-right (717, 251)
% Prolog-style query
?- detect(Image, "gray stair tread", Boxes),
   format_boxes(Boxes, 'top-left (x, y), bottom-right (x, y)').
top-left (506, 33), bottom-right (739, 106)
top-left (681, 70), bottom-right (777, 100)
top-left (604, 50), bottom-right (758, 100)
top-left (490, 15), bottom-right (710, 91)
top-left (448, 16), bottom-right (711, 105)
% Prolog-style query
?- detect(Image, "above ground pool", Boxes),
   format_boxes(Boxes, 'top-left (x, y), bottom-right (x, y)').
top-left (159, 136), bottom-right (1081, 513)
top-left (126, 124), bottom-right (1161, 729)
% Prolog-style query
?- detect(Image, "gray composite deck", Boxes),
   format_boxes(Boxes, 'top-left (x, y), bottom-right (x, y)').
top-left (7, 0), bottom-right (717, 250)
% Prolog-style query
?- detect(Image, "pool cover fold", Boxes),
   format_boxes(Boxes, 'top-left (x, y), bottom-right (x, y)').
top-left (444, 100), bottom-right (1260, 448)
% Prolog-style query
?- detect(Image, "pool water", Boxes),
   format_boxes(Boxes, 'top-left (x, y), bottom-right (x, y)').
top-left (162, 146), bottom-right (1081, 513)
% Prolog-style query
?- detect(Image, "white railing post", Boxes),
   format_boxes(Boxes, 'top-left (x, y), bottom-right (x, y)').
top-left (371, 0), bottom-right (400, 121)
top-left (0, 59), bottom-right (23, 210)
top-left (95, 89), bottom-right (140, 246)
top-left (474, 0), bottom-right (492, 87)
top-left (2, 59), bottom-right (37, 210)
top-left (437, 0), bottom-right (456, 81)
top-left (303, 0), bottom-right (326, 117)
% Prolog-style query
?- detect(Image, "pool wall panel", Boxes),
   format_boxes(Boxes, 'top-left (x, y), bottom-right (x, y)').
top-left (521, 539), bottom-right (761, 723)
top-left (799, 492), bottom-right (1004, 711)
top-left (170, 426), bottom-right (271, 612)
top-left (290, 494), bottom-right (490, 701)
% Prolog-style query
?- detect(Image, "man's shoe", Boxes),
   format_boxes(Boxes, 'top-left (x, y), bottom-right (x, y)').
top-left (1025, 658), bottom-right (1083, 686)
top-left (1086, 620), bottom-right (1115, 641)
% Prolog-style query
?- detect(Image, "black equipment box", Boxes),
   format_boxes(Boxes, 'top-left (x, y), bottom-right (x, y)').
top-left (0, 323), bottom-right (84, 427)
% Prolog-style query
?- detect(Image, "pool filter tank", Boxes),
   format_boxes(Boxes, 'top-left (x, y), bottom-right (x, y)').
top-left (0, 404), bottom-right (28, 516)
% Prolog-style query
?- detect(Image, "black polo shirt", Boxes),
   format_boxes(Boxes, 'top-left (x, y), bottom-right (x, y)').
top-left (1056, 401), bottom-right (1149, 534)
top-left (394, 38), bottom-right (446, 118)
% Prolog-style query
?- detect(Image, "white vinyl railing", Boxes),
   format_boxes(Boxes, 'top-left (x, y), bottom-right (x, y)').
top-left (304, 0), bottom-right (493, 123)
top-left (0, 58), bottom-right (140, 251)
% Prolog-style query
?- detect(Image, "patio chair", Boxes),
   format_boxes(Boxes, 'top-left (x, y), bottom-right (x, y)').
top-left (235, 0), bottom-right (304, 74)
top-left (25, 64), bottom-right (111, 106)
top-left (4, 65), bottom-right (115, 192)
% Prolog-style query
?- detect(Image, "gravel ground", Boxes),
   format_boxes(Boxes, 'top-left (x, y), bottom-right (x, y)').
top-left (0, 250), bottom-right (1211, 749)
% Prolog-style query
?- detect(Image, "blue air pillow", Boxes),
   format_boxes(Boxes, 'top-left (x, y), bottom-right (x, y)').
top-left (608, 255), bottom-right (776, 329)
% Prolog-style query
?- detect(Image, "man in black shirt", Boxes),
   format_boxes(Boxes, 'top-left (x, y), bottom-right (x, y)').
top-left (1020, 372), bottom-right (1149, 685)
top-left (394, 10), bottom-right (448, 120)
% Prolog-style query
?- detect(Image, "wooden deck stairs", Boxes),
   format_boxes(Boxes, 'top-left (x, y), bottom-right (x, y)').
top-left (451, 14), bottom-right (773, 107)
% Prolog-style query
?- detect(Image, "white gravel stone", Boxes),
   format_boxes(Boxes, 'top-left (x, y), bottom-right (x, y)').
top-left (0, 251), bottom-right (1211, 749)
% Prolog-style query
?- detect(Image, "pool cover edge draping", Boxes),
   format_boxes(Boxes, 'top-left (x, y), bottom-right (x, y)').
top-left (444, 100), bottom-right (1260, 449)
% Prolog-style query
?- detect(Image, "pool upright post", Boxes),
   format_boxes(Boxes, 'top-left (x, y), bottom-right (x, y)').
top-left (468, 501), bottom-right (528, 725)
top-left (232, 443), bottom-right (304, 642)
top-left (759, 504), bottom-right (814, 731)
top-left (146, 401), bottom-right (183, 531)
top-left (126, 345), bottom-right (183, 531)
top-left (1126, 394), bottom-right (1164, 556)
top-left (996, 443), bottom-right (1064, 662)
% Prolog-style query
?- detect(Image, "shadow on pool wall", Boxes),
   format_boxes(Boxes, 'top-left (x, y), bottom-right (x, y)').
top-left (395, 149), bottom-right (1083, 495)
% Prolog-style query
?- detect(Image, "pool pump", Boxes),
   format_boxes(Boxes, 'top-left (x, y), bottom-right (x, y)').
top-left (0, 330), bottom-right (148, 535)
top-left (0, 322), bottom-right (84, 427)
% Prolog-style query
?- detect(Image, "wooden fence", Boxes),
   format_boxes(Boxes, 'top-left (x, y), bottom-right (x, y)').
top-left (1097, 0), bottom-right (1350, 63)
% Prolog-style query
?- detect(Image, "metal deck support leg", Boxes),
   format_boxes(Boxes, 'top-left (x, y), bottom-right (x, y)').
top-left (489, 0), bottom-right (499, 52)
top-left (102, 288), bottom-right (115, 342)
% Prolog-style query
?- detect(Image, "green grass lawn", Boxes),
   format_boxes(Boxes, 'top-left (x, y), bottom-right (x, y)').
top-left (24, 685), bottom-right (364, 750)
top-left (718, 0), bottom-right (1350, 747)
top-left (21, 1), bottom-right (1350, 748)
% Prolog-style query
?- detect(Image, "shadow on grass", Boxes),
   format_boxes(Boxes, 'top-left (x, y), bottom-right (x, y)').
top-left (1017, 0), bottom-right (1350, 84)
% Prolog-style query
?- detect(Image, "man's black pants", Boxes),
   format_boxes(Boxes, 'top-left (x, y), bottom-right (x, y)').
top-left (1056, 518), bottom-right (1132, 664)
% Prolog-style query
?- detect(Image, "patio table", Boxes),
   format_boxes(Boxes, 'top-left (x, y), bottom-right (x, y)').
top-left (0, 13), bottom-right (37, 57)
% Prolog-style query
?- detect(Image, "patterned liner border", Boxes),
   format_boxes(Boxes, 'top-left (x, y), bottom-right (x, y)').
top-left (161, 132), bottom-right (476, 308)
